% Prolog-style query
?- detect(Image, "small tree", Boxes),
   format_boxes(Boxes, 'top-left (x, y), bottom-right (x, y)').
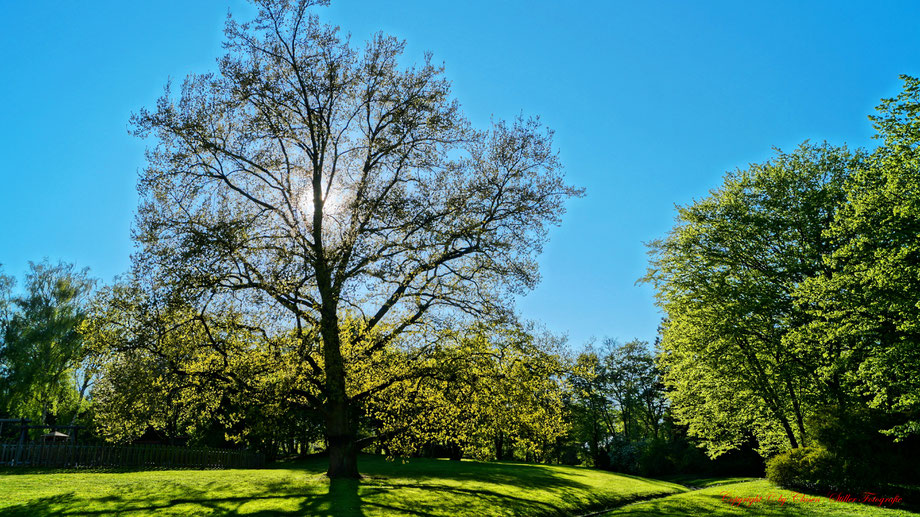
top-left (567, 339), bottom-right (667, 470)
top-left (130, 0), bottom-right (581, 477)
top-left (0, 261), bottom-right (96, 425)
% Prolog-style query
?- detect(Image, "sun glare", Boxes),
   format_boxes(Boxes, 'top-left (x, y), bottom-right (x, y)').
top-left (296, 184), bottom-right (350, 235)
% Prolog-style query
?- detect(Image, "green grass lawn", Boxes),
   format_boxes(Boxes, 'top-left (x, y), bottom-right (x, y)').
top-left (4, 457), bottom-right (917, 516)
top-left (0, 454), bottom-right (685, 516)
top-left (657, 474), bottom-right (757, 488)
top-left (604, 479), bottom-right (919, 517)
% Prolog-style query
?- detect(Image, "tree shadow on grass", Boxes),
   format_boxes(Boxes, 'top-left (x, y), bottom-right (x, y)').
top-left (0, 487), bottom-right (299, 516)
top-left (356, 455), bottom-right (595, 492)
top-left (360, 482), bottom-right (567, 516)
top-left (295, 478), bottom-right (366, 517)
top-left (1, 479), bottom-right (317, 516)
top-left (0, 474), bottom-right (573, 516)
top-left (610, 488), bottom-right (920, 516)
top-left (1, 457), bottom-right (641, 516)
top-left (0, 475), bottom-right (372, 516)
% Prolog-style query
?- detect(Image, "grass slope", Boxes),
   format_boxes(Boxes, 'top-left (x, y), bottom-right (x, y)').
top-left (0, 454), bottom-right (685, 516)
top-left (604, 479), bottom-right (919, 517)
top-left (657, 475), bottom-right (757, 488)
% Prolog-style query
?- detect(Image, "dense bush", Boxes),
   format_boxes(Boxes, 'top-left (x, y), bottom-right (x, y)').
top-left (766, 446), bottom-right (878, 492)
top-left (767, 446), bottom-right (830, 490)
top-left (766, 407), bottom-right (920, 493)
top-left (606, 436), bottom-right (641, 474)
top-left (603, 432), bottom-right (766, 477)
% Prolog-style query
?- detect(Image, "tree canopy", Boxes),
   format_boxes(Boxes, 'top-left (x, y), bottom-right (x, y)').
top-left (645, 143), bottom-right (862, 457)
top-left (647, 76), bottom-right (920, 462)
top-left (123, 0), bottom-right (581, 477)
top-left (793, 75), bottom-right (920, 440)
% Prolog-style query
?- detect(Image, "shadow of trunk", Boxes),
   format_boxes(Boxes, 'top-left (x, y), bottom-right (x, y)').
top-left (328, 478), bottom-right (365, 516)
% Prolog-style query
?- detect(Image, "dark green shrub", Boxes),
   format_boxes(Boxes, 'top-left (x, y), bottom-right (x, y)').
top-left (606, 435), bottom-right (639, 474)
top-left (803, 407), bottom-right (892, 488)
top-left (767, 446), bottom-right (835, 491)
top-left (637, 438), bottom-right (672, 477)
top-left (766, 445), bottom-right (878, 492)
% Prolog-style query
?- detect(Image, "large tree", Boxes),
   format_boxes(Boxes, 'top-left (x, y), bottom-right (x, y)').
top-left (130, 0), bottom-right (580, 477)
top-left (794, 75), bottom-right (920, 440)
top-left (644, 143), bottom-right (861, 457)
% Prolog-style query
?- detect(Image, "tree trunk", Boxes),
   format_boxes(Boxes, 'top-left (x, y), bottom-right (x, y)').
top-left (326, 398), bottom-right (359, 478)
top-left (591, 416), bottom-right (601, 468)
top-left (321, 309), bottom-right (360, 478)
top-left (786, 379), bottom-right (807, 447)
top-left (448, 443), bottom-right (462, 461)
top-left (324, 381), bottom-right (359, 478)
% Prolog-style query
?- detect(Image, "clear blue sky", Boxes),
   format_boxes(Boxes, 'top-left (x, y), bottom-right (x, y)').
top-left (2, 1), bottom-right (919, 348)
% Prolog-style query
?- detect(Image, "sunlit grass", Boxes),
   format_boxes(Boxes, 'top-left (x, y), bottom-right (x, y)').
top-left (0, 454), bottom-right (686, 516)
top-left (604, 479), bottom-right (919, 517)
top-left (10, 456), bottom-right (912, 516)
top-left (657, 475), bottom-right (757, 488)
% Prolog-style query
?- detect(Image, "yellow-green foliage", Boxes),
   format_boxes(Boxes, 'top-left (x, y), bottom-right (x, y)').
top-left (83, 283), bottom-right (325, 447)
top-left (362, 322), bottom-right (569, 460)
top-left (85, 283), bottom-right (567, 459)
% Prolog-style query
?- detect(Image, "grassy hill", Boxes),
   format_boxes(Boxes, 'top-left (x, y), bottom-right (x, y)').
top-left (603, 479), bottom-right (919, 517)
top-left (2, 455), bottom-right (917, 516)
top-left (0, 454), bottom-right (684, 516)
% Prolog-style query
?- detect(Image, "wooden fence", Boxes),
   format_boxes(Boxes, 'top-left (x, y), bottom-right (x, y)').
top-left (0, 443), bottom-right (265, 469)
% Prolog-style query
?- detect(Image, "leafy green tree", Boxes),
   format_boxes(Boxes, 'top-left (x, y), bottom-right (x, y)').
top-left (0, 266), bottom-right (15, 405)
top-left (645, 143), bottom-right (862, 457)
top-left (0, 267), bottom-right (12, 329)
top-left (568, 348), bottom-right (611, 467)
top-left (367, 322), bottom-right (569, 462)
top-left (0, 261), bottom-right (96, 425)
top-left (794, 75), bottom-right (920, 440)
top-left (602, 339), bottom-right (667, 442)
top-left (129, 0), bottom-right (580, 477)
top-left (567, 339), bottom-right (668, 469)
top-left (84, 280), bottom-right (325, 453)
